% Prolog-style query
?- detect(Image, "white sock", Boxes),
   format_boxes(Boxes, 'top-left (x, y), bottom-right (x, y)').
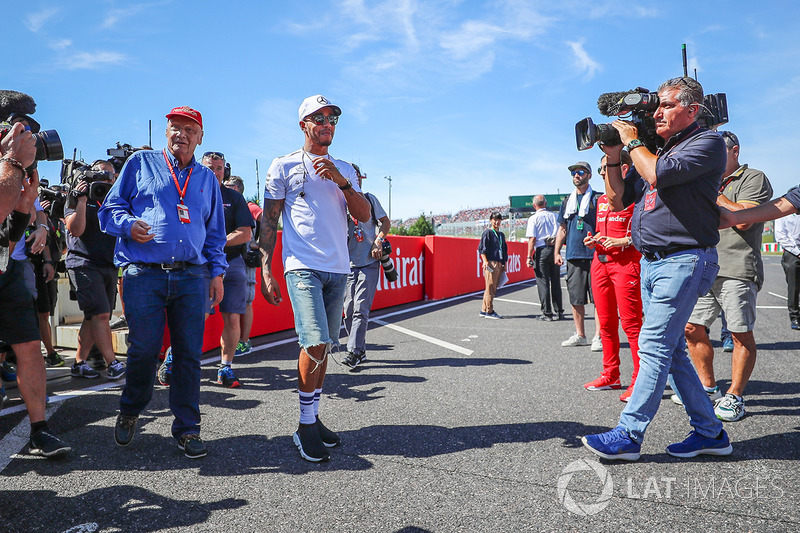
top-left (313, 388), bottom-right (322, 418)
top-left (299, 391), bottom-right (315, 424)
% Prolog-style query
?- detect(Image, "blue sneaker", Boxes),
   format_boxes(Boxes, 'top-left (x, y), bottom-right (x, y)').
top-left (0, 383), bottom-right (7, 411)
top-left (215, 364), bottom-right (240, 388)
top-left (582, 427), bottom-right (641, 461)
top-left (1, 361), bottom-right (17, 382)
top-left (722, 336), bottom-right (734, 353)
top-left (158, 347), bottom-right (173, 386)
top-left (234, 340), bottom-right (251, 357)
top-left (666, 429), bottom-right (733, 458)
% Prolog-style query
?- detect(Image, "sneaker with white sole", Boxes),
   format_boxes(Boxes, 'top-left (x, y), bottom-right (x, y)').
top-left (107, 360), bottom-right (126, 381)
top-left (71, 361), bottom-right (100, 379)
top-left (584, 374), bottom-right (621, 391)
top-left (591, 336), bottom-right (603, 352)
top-left (671, 386), bottom-right (722, 406)
top-left (714, 393), bottom-right (746, 422)
top-left (666, 429), bottom-right (732, 458)
top-left (562, 334), bottom-right (589, 347)
top-left (485, 311), bottom-right (503, 319)
top-left (582, 426), bottom-right (641, 461)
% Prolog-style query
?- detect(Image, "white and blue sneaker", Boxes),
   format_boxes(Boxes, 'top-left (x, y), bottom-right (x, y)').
top-left (582, 426), bottom-right (641, 461)
top-left (715, 393), bottom-right (746, 422)
top-left (666, 429), bottom-right (732, 458)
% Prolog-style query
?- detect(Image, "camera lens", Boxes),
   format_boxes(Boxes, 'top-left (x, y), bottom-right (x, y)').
top-left (34, 130), bottom-right (64, 161)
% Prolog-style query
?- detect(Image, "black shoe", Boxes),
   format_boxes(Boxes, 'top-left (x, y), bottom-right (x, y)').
top-left (109, 315), bottom-right (128, 330)
top-left (44, 351), bottom-right (65, 367)
top-left (791, 318), bottom-right (800, 330)
top-left (557, 312), bottom-right (566, 321)
top-left (29, 428), bottom-right (71, 458)
top-left (178, 434), bottom-right (207, 459)
top-left (316, 416), bottom-right (340, 448)
top-left (342, 351), bottom-right (362, 370)
top-left (539, 314), bottom-right (555, 322)
top-left (114, 414), bottom-right (138, 446)
top-left (87, 347), bottom-right (106, 369)
top-left (293, 422), bottom-right (330, 462)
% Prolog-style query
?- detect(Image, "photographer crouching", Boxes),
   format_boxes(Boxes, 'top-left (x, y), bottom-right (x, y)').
top-left (581, 77), bottom-right (733, 461)
top-left (64, 160), bottom-right (126, 380)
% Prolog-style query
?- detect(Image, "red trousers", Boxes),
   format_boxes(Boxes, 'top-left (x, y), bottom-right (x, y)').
top-left (591, 255), bottom-right (642, 383)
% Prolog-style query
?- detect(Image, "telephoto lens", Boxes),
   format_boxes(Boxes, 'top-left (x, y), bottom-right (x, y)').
top-left (379, 239), bottom-right (398, 282)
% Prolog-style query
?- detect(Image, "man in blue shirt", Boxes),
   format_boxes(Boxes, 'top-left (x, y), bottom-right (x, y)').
top-left (99, 106), bottom-right (227, 459)
top-left (582, 77), bottom-right (733, 461)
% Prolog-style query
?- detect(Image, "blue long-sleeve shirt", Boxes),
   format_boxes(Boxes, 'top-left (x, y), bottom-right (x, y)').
top-left (98, 149), bottom-right (227, 278)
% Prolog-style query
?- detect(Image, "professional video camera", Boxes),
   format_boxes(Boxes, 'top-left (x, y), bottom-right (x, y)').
top-left (575, 88), bottom-right (728, 152)
top-left (107, 142), bottom-right (150, 173)
top-left (38, 179), bottom-right (68, 219)
top-left (60, 159), bottom-right (114, 203)
top-left (379, 239), bottom-right (398, 283)
top-left (0, 113), bottom-right (63, 168)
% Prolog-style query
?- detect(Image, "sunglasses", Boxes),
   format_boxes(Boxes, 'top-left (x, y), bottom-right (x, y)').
top-left (305, 114), bottom-right (339, 125)
top-left (203, 151), bottom-right (225, 160)
top-left (597, 166), bottom-right (606, 176)
top-left (571, 169), bottom-right (588, 177)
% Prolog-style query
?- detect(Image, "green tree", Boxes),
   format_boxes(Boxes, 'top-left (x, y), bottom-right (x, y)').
top-left (246, 194), bottom-right (261, 206)
top-left (407, 214), bottom-right (434, 236)
top-left (389, 226), bottom-right (408, 236)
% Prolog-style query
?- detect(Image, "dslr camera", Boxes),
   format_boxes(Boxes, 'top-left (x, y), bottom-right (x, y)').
top-left (60, 159), bottom-right (114, 203)
top-left (0, 113), bottom-right (63, 168)
top-left (38, 179), bottom-right (68, 219)
top-left (575, 87), bottom-right (728, 152)
top-left (379, 239), bottom-right (398, 283)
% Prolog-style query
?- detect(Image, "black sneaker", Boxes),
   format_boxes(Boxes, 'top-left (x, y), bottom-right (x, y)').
top-left (157, 347), bottom-right (172, 386)
top-left (106, 360), bottom-right (126, 381)
top-left (109, 315), bottom-right (128, 330)
top-left (114, 414), bottom-right (138, 446)
top-left (316, 416), bottom-right (340, 448)
top-left (178, 434), bottom-right (207, 459)
top-left (87, 348), bottom-right (106, 369)
top-left (342, 352), bottom-right (360, 370)
top-left (29, 428), bottom-right (71, 457)
top-left (293, 422), bottom-right (330, 462)
top-left (71, 361), bottom-right (100, 379)
top-left (44, 351), bottom-right (65, 367)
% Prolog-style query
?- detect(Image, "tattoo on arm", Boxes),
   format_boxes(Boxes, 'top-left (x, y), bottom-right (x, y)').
top-left (258, 199), bottom-right (283, 270)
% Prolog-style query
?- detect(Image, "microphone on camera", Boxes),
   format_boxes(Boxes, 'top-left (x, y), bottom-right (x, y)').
top-left (597, 88), bottom-right (650, 116)
top-left (0, 90), bottom-right (36, 120)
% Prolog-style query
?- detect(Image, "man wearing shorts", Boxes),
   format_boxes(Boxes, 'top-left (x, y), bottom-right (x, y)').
top-left (202, 154), bottom-right (253, 388)
top-left (65, 159), bottom-right (126, 380)
top-left (683, 132), bottom-right (772, 422)
top-left (259, 95), bottom-right (370, 462)
top-left (554, 161), bottom-right (602, 350)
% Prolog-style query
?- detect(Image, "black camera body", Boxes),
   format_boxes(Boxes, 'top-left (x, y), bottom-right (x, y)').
top-left (38, 184), bottom-right (68, 219)
top-left (107, 142), bottom-right (149, 174)
top-left (0, 113), bottom-right (64, 168)
top-left (379, 239), bottom-right (398, 283)
top-left (60, 159), bottom-right (113, 203)
top-left (575, 88), bottom-right (728, 152)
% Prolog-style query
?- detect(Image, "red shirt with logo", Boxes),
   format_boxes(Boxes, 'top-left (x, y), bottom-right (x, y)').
top-left (594, 194), bottom-right (640, 261)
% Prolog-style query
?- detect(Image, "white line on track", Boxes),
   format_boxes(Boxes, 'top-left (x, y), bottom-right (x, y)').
top-left (372, 319), bottom-right (474, 356)
top-left (494, 298), bottom-right (540, 307)
top-left (768, 292), bottom-right (788, 300)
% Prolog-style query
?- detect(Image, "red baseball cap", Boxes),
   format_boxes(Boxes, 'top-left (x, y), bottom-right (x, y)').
top-left (166, 106), bottom-right (203, 129)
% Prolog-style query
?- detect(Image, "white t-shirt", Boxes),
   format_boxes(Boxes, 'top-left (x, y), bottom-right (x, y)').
top-left (264, 149), bottom-right (361, 274)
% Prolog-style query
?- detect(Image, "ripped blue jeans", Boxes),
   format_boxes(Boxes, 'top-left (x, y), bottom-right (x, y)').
top-left (284, 269), bottom-right (347, 350)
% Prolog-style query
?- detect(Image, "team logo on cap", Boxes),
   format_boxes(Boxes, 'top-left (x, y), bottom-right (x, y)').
top-left (317, 96), bottom-right (328, 104)
top-left (174, 106), bottom-right (198, 118)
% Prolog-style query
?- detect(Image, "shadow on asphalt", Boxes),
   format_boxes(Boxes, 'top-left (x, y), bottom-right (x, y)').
top-left (1, 486), bottom-right (246, 533)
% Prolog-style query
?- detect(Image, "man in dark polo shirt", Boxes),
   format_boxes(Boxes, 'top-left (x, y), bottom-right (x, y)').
top-left (582, 76), bottom-right (733, 461)
top-left (65, 159), bottom-right (126, 380)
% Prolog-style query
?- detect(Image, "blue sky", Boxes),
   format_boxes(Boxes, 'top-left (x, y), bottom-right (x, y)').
top-left (7, 1), bottom-right (800, 220)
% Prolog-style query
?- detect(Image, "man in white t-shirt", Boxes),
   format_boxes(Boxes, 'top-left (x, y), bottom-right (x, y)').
top-left (259, 95), bottom-right (370, 462)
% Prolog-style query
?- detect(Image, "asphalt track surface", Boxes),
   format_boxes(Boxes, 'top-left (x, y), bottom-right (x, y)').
top-left (0, 255), bottom-right (798, 532)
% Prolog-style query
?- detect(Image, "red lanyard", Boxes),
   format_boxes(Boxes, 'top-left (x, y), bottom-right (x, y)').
top-left (163, 149), bottom-right (192, 204)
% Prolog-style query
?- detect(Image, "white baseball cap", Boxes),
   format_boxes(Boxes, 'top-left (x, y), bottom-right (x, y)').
top-left (298, 95), bottom-right (341, 122)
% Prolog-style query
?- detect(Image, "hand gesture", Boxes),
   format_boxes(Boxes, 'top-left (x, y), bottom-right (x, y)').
top-left (130, 220), bottom-right (154, 243)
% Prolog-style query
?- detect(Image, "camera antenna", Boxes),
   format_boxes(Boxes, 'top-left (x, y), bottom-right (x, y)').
top-left (148, 120), bottom-right (152, 148)
top-left (682, 44), bottom-right (688, 77)
top-left (255, 159), bottom-right (260, 199)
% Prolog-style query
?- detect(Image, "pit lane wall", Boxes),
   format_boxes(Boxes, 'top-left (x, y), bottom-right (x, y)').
top-left (199, 234), bottom-right (535, 351)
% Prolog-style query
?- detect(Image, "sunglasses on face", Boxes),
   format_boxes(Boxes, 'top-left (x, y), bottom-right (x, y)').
top-left (203, 151), bottom-right (225, 160)
top-left (571, 170), bottom-right (588, 177)
top-left (305, 114), bottom-right (339, 125)
top-left (598, 166), bottom-right (606, 176)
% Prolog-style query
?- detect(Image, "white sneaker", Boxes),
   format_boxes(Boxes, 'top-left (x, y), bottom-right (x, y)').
top-left (670, 386), bottom-right (723, 406)
top-left (562, 334), bottom-right (589, 347)
top-left (715, 393), bottom-right (746, 422)
top-left (591, 336), bottom-right (603, 352)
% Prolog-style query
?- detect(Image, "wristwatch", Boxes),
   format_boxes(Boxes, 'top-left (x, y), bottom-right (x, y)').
top-left (339, 179), bottom-right (353, 191)
top-left (626, 139), bottom-right (645, 152)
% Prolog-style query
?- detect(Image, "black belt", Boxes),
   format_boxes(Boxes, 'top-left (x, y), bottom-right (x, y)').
top-left (641, 245), bottom-right (699, 262)
top-left (139, 261), bottom-right (190, 271)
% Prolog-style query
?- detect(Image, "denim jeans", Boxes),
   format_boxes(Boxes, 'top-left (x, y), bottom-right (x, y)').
top-left (120, 264), bottom-right (208, 439)
top-left (343, 262), bottom-right (381, 354)
top-left (284, 269), bottom-right (347, 349)
top-left (619, 248), bottom-right (723, 442)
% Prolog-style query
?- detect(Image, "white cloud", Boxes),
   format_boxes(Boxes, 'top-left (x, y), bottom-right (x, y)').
top-left (26, 7), bottom-right (59, 33)
top-left (58, 51), bottom-right (127, 70)
top-left (50, 39), bottom-right (72, 50)
top-left (567, 40), bottom-right (601, 80)
top-left (102, 3), bottom-right (163, 29)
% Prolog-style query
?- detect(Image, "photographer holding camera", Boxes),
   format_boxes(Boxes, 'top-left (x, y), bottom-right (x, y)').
top-left (65, 159), bottom-right (126, 380)
top-left (582, 76), bottom-right (733, 461)
top-left (342, 164), bottom-right (391, 370)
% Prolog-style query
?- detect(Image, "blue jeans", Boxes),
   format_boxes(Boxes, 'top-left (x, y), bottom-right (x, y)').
top-left (120, 264), bottom-right (208, 439)
top-left (619, 248), bottom-right (723, 442)
top-left (284, 269), bottom-right (347, 349)
top-left (343, 262), bottom-right (381, 354)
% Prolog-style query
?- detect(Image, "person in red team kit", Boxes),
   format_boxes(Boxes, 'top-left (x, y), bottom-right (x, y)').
top-left (583, 152), bottom-right (642, 402)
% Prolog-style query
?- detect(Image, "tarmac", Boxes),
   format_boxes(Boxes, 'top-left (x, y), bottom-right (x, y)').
top-left (0, 255), bottom-right (798, 532)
